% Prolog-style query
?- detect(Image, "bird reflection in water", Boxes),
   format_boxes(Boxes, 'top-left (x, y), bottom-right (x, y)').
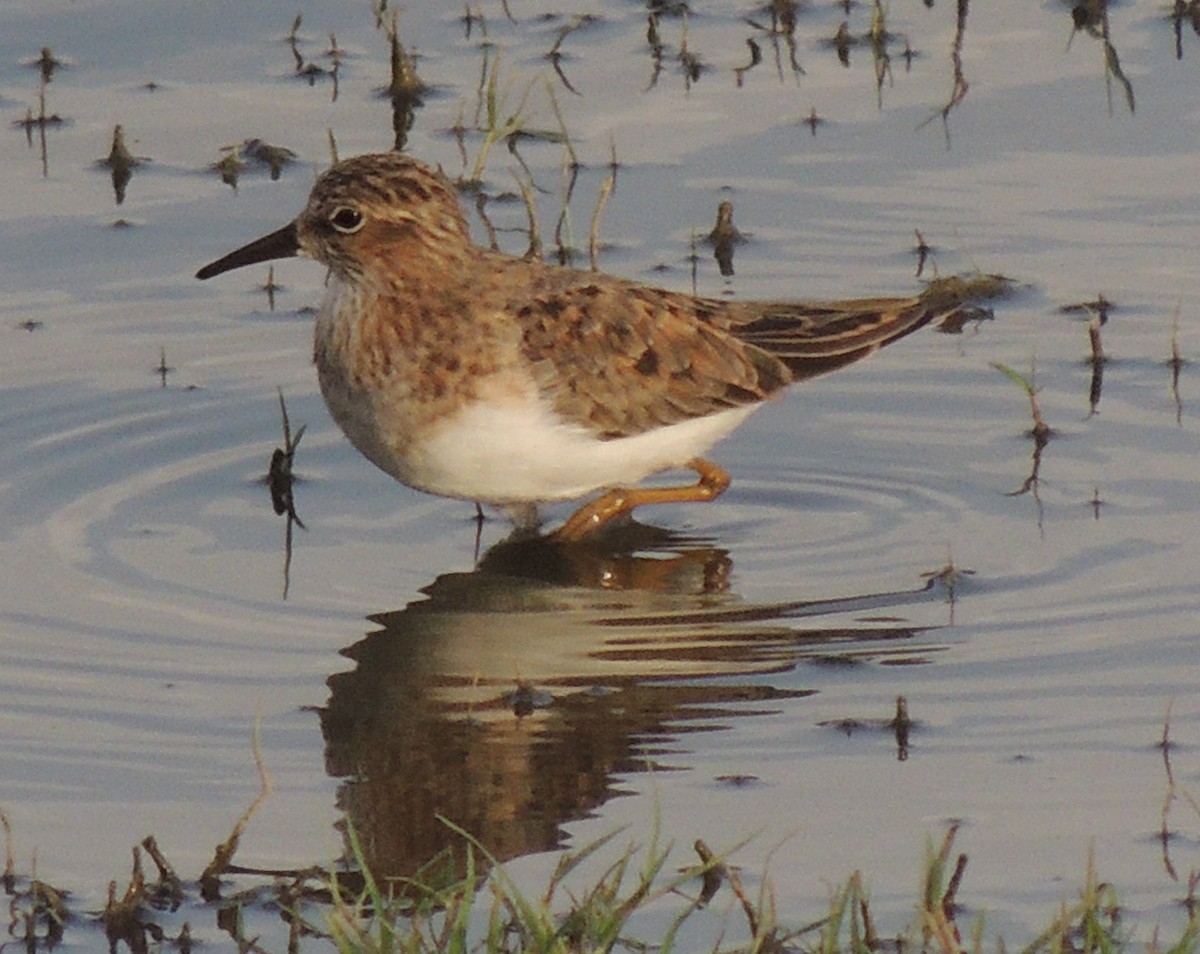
top-left (318, 524), bottom-right (945, 882)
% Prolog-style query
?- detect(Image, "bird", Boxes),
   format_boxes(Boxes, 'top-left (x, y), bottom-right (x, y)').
top-left (196, 151), bottom-right (959, 540)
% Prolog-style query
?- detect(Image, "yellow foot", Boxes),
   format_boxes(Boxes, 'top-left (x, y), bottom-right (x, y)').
top-left (552, 457), bottom-right (731, 542)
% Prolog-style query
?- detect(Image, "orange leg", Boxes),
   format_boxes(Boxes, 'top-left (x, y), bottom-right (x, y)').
top-left (553, 458), bottom-right (731, 542)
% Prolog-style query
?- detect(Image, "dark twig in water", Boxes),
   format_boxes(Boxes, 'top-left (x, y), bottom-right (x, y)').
top-left (1170, 0), bottom-right (1200, 59)
top-left (678, 12), bottom-right (705, 89)
top-left (768, 0), bottom-right (805, 81)
top-left (155, 347), bottom-right (173, 387)
top-left (103, 846), bottom-right (147, 951)
top-left (547, 15), bottom-right (592, 95)
top-left (327, 32), bottom-right (342, 101)
top-left (692, 839), bottom-right (725, 906)
top-left (241, 138), bottom-right (297, 181)
top-left (141, 835), bottom-right (185, 909)
top-left (269, 389), bottom-right (307, 599)
top-left (26, 878), bottom-right (68, 949)
top-left (30, 46), bottom-right (63, 84)
top-left (285, 13), bottom-right (337, 96)
top-left (472, 502), bottom-right (486, 563)
top-left (15, 54), bottom-right (66, 177)
top-left (913, 229), bottom-right (931, 277)
top-left (706, 200), bottom-right (744, 278)
top-left (0, 809), bottom-right (13, 893)
top-left (922, 553), bottom-right (975, 626)
top-left (99, 124), bottom-right (144, 205)
top-left (1086, 316), bottom-right (1106, 417)
top-left (1070, 0), bottom-right (1135, 113)
top-left (261, 265), bottom-right (280, 311)
top-left (869, 0), bottom-right (894, 109)
top-left (688, 229), bottom-right (700, 297)
top-left (462, 2), bottom-right (486, 40)
top-left (645, 13), bottom-right (665, 89)
top-left (922, 823), bottom-right (969, 950)
top-left (993, 359), bottom-right (1052, 532)
top-left (211, 138), bottom-right (295, 188)
top-left (287, 13), bottom-right (304, 70)
top-left (1158, 702), bottom-right (1180, 881)
top-left (891, 695), bottom-right (912, 761)
top-left (642, 10), bottom-right (706, 90)
top-left (742, 1), bottom-right (805, 82)
top-left (734, 37), bottom-right (762, 86)
top-left (918, 0), bottom-right (970, 144)
top-left (269, 390), bottom-right (306, 523)
top-left (1061, 293), bottom-right (1112, 325)
top-left (383, 12), bottom-right (426, 152)
top-left (833, 21), bottom-right (854, 67)
top-left (209, 147), bottom-right (245, 190)
top-left (1167, 305), bottom-right (1186, 425)
top-left (943, 851), bottom-right (969, 917)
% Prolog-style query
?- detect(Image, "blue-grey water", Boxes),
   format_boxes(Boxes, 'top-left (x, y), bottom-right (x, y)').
top-left (1, 1), bottom-right (1198, 950)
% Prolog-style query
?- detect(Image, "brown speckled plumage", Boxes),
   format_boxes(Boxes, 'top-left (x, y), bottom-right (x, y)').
top-left (197, 152), bottom-right (958, 538)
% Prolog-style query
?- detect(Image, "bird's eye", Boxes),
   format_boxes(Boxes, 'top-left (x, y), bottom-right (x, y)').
top-left (329, 206), bottom-right (365, 234)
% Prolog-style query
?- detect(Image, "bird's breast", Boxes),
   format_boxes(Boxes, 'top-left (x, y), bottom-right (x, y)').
top-left (310, 282), bottom-right (545, 495)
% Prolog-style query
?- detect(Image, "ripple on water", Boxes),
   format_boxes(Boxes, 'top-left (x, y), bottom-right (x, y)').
top-left (0, 375), bottom-right (356, 734)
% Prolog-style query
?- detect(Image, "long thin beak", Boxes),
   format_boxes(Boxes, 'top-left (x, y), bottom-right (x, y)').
top-left (195, 222), bottom-right (299, 280)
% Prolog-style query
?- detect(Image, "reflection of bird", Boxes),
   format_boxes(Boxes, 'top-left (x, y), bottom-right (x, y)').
top-left (197, 152), bottom-right (958, 539)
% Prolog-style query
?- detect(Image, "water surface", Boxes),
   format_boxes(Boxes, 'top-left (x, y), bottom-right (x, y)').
top-left (2, 1), bottom-right (1199, 949)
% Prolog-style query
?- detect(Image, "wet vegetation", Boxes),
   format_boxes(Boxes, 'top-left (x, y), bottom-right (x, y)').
top-left (3, 788), bottom-right (1198, 954)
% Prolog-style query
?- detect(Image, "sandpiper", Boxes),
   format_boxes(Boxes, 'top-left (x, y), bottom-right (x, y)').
top-left (197, 152), bottom-right (958, 540)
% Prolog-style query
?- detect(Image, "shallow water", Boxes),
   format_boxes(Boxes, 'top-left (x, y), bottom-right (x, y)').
top-left (2, 0), bottom-right (1199, 949)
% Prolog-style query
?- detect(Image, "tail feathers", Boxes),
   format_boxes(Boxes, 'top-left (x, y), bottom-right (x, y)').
top-left (731, 294), bottom-right (960, 383)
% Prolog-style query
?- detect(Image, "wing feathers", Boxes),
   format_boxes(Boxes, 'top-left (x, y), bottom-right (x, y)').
top-left (511, 270), bottom-right (953, 438)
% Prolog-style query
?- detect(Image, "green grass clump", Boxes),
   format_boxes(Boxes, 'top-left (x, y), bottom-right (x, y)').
top-left (2, 809), bottom-right (1197, 954)
top-left (327, 815), bottom-right (739, 954)
top-left (324, 820), bottom-right (1200, 954)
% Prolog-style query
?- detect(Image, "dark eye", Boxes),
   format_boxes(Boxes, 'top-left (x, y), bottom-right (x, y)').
top-left (329, 206), bottom-right (364, 234)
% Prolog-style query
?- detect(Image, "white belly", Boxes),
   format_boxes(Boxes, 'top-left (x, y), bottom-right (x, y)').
top-left (398, 396), bottom-right (758, 505)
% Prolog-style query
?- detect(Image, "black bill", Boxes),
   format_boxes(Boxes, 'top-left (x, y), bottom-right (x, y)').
top-left (195, 222), bottom-right (299, 280)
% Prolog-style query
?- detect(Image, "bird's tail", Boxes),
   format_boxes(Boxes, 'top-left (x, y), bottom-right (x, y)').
top-left (731, 291), bottom-right (961, 383)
